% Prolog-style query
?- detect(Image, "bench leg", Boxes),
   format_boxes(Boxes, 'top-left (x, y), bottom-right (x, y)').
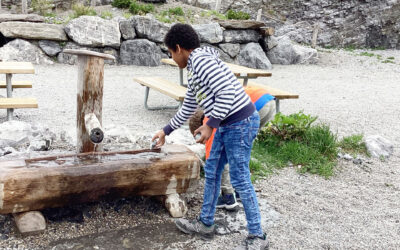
top-left (143, 87), bottom-right (180, 111)
top-left (6, 73), bottom-right (13, 121)
top-left (275, 99), bottom-right (280, 113)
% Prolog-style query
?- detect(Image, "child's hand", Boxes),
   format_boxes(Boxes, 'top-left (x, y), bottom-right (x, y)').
top-left (194, 125), bottom-right (213, 144)
top-left (152, 130), bottom-right (166, 148)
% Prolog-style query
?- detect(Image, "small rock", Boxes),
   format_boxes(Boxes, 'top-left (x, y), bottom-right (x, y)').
top-left (38, 40), bottom-right (62, 57)
top-left (365, 135), bottom-right (393, 159)
top-left (343, 154), bottom-right (353, 161)
top-left (353, 157), bottom-right (363, 165)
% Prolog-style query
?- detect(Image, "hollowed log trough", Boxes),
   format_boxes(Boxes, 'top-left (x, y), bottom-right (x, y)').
top-left (0, 145), bottom-right (200, 216)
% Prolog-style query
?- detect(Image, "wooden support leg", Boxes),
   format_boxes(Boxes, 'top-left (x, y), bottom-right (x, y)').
top-left (13, 211), bottom-right (46, 235)
top-left (158, 194), bottom-right (188, 218)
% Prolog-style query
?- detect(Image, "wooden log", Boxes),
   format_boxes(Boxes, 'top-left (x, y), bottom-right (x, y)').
top-left (0, 144), bottom-right (200, 214)
top-left (13, 211), bottom-right (46, 235)
top-left (21, 0), bottom-right (27, 14)
top-left (311, 23), bottom-right (320, 49)
top-left (84, 113), bottom-right (104, 144)
top-left (63, 49), bottom-right (115, 153)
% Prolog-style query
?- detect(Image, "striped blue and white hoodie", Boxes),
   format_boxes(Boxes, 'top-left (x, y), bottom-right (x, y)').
top-left (163, 47), bottom-right (255, 135)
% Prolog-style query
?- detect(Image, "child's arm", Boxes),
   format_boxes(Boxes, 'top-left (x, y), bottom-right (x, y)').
top-left (152, 88), bottom-right (197, 147)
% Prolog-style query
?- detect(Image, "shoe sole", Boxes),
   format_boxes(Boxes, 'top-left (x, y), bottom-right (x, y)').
top-left (175, 221), bottom-right (214, 241)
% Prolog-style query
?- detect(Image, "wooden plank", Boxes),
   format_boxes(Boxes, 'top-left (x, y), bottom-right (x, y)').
top-left (0, 145), bottom-right (200, 214)
top-left (241, 80), bottom-right (299, 99)
top-left (0, 80), bottom-right (32, 88)
top-left (0, 62), bottom-right (35, 74)
top-left (161, 58), bottom-right (272, 78)
top-left (63, 49), bottom-right (116, 61)
top-left (0, 98), bottom-right (38, 108)
top-left (134, 77), bottom-right (187, 101)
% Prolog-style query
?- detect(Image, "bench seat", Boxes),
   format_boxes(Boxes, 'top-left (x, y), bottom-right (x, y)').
top-left (0, 81), bottom-right (32, 88)
top-left (238, 79), bottom-right (299, 100)
top-left (0, 98), bottom-right (38, 109)
top-left (134, 77), bottom-right (186, 102)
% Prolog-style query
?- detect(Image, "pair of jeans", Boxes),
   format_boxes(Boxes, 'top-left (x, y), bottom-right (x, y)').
top-left (200, 111), bottom-right (263, 236)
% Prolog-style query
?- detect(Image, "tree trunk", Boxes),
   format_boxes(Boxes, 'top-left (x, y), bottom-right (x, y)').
top-left (0, 145), bottom-right (200, 214)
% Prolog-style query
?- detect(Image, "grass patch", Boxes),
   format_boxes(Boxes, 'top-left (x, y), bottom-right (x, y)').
top-left (123, 12), bottom-right (133, 19)
top-left (71, 4), bottom-right (97, 18)
top-left (387, 56), bottom-right (395, 60)
top-left (250, 112), bottom-right (369, 180)
top-left (382, 59), bottom-right (395, 64)
top-left (100, 10), bottom-right (113, 19)
top-left (344, 45), bottom-right (356, 52)
top-left (31, 0), bottom-right (53, 15)
top-left (111, 0), bottom-right (132, 8)
top-left (226, 9), bottom-right (250, 20)
top-left (156, 7), bottom-right (186, 23)
top-left (129, 1), bottom-right (154, 15)
top-left (338, 134), bottom-right (368, 156)
top-left (359, 51), bottom-right (375, 57)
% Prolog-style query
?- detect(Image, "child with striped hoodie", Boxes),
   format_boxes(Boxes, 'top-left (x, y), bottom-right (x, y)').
top-left (152, 23), bottom-right (269, 250)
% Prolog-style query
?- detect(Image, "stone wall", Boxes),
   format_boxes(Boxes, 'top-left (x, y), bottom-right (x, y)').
top-left (179, 0), bottom-right (400, 49)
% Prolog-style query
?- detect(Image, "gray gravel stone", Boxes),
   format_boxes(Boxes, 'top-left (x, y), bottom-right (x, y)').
top-left (0, 39), bottom-right (54, 64)
top-left (193, 23), bottom-right (223, 44)
top-left (132, 15), bottom-right (170, 43)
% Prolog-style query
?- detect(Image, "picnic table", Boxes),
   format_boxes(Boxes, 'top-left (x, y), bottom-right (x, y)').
top-left (0, 62), bottom-right (38, 120)
top-left (160, 58), bottom-right (272, 86)
top-left (134, 58), bottom-right (298, 113)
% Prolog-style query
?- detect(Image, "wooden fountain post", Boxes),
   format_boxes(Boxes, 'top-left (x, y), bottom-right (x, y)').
top-left (63, 49), bottom-right (115, 153)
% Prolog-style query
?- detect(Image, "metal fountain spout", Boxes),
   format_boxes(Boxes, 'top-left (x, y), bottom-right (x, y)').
top-left (63, 49), bottom-right (115, 153)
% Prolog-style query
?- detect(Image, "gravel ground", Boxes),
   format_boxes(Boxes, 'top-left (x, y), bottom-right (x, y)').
top-left (0, 49), bottom-right (399, 249)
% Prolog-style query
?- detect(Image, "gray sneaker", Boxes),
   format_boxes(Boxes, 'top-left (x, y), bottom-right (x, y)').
top-left (245, 233), bottom-right (269, 250)
top-left (175, 217), bottom-right (215, 240)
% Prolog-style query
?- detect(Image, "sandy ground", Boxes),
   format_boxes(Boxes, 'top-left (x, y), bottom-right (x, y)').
top-left (0, 49), bottom-right (399, 249)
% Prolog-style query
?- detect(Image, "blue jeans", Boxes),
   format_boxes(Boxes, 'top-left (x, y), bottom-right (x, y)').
top-left (200, 111), bottom-right (263, 236)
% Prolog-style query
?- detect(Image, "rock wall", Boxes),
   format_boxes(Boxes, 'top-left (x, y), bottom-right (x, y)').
top-left (180, 0), bottom-right (400, 49)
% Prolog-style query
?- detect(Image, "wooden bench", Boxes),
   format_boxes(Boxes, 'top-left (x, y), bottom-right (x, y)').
top-left (0, 98), bottom-right (38, 109)
top-left (239, 79), bottom-right (299, 113)
top-left (0, 80), bottom-right (32, 89)
top-left (134, 77), bottom-right (187, 110)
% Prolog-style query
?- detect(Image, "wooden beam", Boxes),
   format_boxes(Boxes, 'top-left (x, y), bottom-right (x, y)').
top-left (0, 145), bottom-right (200, 214)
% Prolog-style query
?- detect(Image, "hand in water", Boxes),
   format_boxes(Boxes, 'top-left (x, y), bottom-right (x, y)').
top-left (152, 130), bottom-right (166, 148)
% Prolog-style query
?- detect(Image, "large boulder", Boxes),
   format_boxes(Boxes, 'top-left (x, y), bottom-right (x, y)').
top-left (0, 14), bottom-right (45, 22)
top-left (0, 22), bottom-right (67, 41)
top-left (365, 135), bottom-right (394, 159)
top-left (267, 36), bottom-right (318, 65)
top-left (0, 39), bottom-right (53, 64)
top-left (120, 39), bottom-right (163, 66)
top-left (65, 16), bottom-right (121, 48)
top-left (237, 43), bottom-right (272, 69)
top-left (218, 43), bottom-right (240, 58)
top-left (193, 23), bottom-right (223, 44)
top-left (223, 29), bottom-right (261, 43)
top-left (119, 18), bottom-right (136, 40)
top-left (132, 15), bottom-right (170, 43)
top-left (38, 40), bottom-right (62, 57)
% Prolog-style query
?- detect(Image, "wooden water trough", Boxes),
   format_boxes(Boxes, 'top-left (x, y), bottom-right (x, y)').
top-left (0, 145), bottom-right (200, 232)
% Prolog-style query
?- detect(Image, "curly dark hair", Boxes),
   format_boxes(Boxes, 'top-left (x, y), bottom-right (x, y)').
top-left (189, 109), bottom-right (205, 136)
top-left (164, 23), bottom-right (200, 51)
